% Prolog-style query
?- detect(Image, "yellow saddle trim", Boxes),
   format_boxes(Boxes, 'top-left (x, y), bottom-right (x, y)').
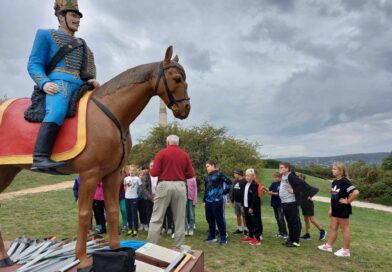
top-left (0, 91), bottom-right (92, 165)
top-left (0, 98), bottom-right (18, 126)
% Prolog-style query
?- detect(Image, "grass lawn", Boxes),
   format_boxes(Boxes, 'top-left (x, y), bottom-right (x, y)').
top-left (1, 187), bottom-right (391, 271)
top-left (3, 170), bottom-right (77, 193)
top-left (0, 169), bottom-right (391, 271)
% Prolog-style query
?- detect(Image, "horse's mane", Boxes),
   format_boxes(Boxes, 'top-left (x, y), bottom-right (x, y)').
top-left (94, 61), bottom-right (186, 98)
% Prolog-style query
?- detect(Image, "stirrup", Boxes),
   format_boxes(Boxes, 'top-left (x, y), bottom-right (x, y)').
top-left (31, 158), bottom-right (67, 175)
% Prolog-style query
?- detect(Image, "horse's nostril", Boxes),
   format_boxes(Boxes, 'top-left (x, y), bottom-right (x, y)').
top-left (185, 104), bottom-right (190, 111)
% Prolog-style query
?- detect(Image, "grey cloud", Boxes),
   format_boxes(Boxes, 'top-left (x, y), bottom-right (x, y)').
top-left (244, 18), bottom-right (297, 43)
top-left (1, 0), bottom-right (391, 158)
top-left (341, 0), bottom-right (370, 12)
top-left (258, 0), bottom-right (295, 13)
top-left (172, 42), bottom-right (214, 72)
top-left (261, 63), bottom-right (392, 135)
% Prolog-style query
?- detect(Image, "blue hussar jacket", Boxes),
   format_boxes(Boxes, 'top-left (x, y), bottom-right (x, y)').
top-left (27, 28), bottom-right (96, 89)
top-left (203, 170), bottom-right (232, 203)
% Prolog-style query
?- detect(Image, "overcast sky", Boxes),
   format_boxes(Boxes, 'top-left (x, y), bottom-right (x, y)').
top-left (1, 0), bottom-right (391, 158)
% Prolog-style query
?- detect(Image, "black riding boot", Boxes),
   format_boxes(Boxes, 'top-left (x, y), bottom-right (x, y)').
top-left (31, 122), bottom-right (65, 172)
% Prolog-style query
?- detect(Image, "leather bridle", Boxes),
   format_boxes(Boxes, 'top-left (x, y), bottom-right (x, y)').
top-left (154, 62), bottom-right (190, 108)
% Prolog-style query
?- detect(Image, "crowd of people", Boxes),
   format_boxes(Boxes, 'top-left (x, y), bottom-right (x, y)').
top-left (73, 135), bottom-right (360, 257)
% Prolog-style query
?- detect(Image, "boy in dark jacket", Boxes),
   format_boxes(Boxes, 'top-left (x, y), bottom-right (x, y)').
top-left (203, 160), bottom-right (232, 245)
top-left (240, 168), bottom-right (262, 246)
top-left (279, 162), bottom-right (319, 247)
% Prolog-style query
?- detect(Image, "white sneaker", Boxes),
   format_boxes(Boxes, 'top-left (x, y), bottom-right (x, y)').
top-left (138, 225), bottom-right (144, 231)
top-left (334, 248), bottom-right (350, 257)
top-left (318, 243), bottom-right (333, 252)
top-left (160, 228), bottom-right (166, 235)
top-left (171, 233), bottom-right (175, 239)
top-left (144, 224), bottom-right (149, 231)
top-left (167, 229), bottom-right (173, 235)
top-left (188, 230), bottom-right (194, 236)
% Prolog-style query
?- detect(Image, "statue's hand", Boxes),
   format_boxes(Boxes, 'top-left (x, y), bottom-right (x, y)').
top-left (43, 82), bottom-right (60, 95)
top-left (87, 79), bottom-right (100, 88)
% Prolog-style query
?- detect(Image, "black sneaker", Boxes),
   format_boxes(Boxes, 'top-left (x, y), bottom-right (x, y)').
top-left (204, 237), bottom-right (217, 243)
top-left (233, 229), bottom-right (243, 234)
top-left (300, 233), bottom-right (311, 240)
top-left (286, 241), bottom-right (300, 247)
top-left (319, 229), bottom-right (327, 241)
top-left (243, 229), bottom-right (249, 236)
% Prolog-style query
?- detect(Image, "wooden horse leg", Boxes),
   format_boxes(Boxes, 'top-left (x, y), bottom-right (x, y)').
top-left (75, 170), bottom-right (100, 269)
top-left (102, 170), bottom-right (122, 250)
top-left (0, 165), bottom-right (22, 261)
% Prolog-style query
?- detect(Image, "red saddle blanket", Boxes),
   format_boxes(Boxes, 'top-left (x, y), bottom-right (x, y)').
top-left (0, 92), bottom-right (92, 165)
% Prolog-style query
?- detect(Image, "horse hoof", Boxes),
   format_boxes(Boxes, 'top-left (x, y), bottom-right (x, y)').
top-left (77, 266), bottom-right (93, 272)
top-left (0, 257), bottom-right (14, 267)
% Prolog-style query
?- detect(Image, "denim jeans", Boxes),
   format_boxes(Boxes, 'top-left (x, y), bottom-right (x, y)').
top-left (273, 206), bottom-right (288, 235)
top-left (185, 199), bottom-right (195, 231)
top-left (125, 198), bottom-right (138, 230)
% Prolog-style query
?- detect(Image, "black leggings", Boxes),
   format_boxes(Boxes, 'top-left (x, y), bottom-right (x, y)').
top-left (93, 200), bottom-right (106, 231)
top-left (282, 202), bottom-right (301, 243)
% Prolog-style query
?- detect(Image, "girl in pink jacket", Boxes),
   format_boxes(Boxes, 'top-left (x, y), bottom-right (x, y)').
top-left (186, 177), bottom-right (198, 236)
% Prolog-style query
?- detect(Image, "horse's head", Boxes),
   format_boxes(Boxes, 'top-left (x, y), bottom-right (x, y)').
top-left (153, 46), bottom-right (190, 120)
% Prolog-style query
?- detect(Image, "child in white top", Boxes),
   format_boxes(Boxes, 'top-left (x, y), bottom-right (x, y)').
top-left (124, 165), bottom-right (142, 236)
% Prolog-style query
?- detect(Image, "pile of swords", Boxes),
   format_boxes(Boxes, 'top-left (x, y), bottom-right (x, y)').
top-left (7, 235), bottom-right (106, 272)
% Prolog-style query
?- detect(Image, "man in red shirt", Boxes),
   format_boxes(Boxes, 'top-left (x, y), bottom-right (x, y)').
top-left (147, 135), bottom-right (195, 249)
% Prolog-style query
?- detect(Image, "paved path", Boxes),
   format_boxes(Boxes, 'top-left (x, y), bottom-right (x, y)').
top-left (313, 196), bottom-right (392, 213)
top-left (0, 181), bottom-right (391, 213)
top-left (0, 180), bottom-right (74, 201)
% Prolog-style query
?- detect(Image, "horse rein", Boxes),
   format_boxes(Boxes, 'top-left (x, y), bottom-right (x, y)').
top-left (154, 62), bottom-right (190, 108)
top-left (91, 96), bottom-right (129, 170)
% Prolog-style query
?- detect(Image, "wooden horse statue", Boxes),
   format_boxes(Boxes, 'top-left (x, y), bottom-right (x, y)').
top-left (0, 46), bottom-right (190, 270)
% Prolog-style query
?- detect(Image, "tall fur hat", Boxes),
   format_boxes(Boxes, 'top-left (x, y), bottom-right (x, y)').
top-left (54, 0), bottom-right (83, 18)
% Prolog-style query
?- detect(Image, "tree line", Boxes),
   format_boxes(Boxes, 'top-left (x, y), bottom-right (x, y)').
top-left (128, 123), bottom-right (264, 189)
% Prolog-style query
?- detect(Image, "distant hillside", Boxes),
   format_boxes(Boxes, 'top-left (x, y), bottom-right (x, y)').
top-left (277, 152), bottom-right (390, 166)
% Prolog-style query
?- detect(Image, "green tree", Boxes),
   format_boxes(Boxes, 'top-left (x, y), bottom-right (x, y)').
top-left (381, 152), bottom-right (392, 171)
top-left (264, 159), bottom-right (281, 169)
top-left (128, 123), bottom-right (264, 186)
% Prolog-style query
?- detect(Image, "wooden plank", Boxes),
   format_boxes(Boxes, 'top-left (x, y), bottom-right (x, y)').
top-left (136, 243), bottom-right (182, 264)
top-left (135, 260), bottom-right (165, 272)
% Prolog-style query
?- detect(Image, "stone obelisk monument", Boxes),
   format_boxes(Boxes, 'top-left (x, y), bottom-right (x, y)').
top-left (159, 100), bottom-right (167, 126)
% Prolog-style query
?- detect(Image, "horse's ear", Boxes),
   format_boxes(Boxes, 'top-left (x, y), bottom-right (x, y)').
top-left (173, 55), bottom-right (179, 62)
top-left (164, 46), bottom-right (173, 65)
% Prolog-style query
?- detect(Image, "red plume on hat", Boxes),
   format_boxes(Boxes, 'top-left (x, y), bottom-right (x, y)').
top-left (54, 0), bottom-right (83, 17)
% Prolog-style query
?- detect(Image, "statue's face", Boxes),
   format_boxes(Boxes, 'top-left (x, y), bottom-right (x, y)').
top-left (60, 11), bottom-right (81, 33)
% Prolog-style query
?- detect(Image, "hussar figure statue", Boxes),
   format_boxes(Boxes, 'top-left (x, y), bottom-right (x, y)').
top-left (27, 0), bottom-right (99, 172)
